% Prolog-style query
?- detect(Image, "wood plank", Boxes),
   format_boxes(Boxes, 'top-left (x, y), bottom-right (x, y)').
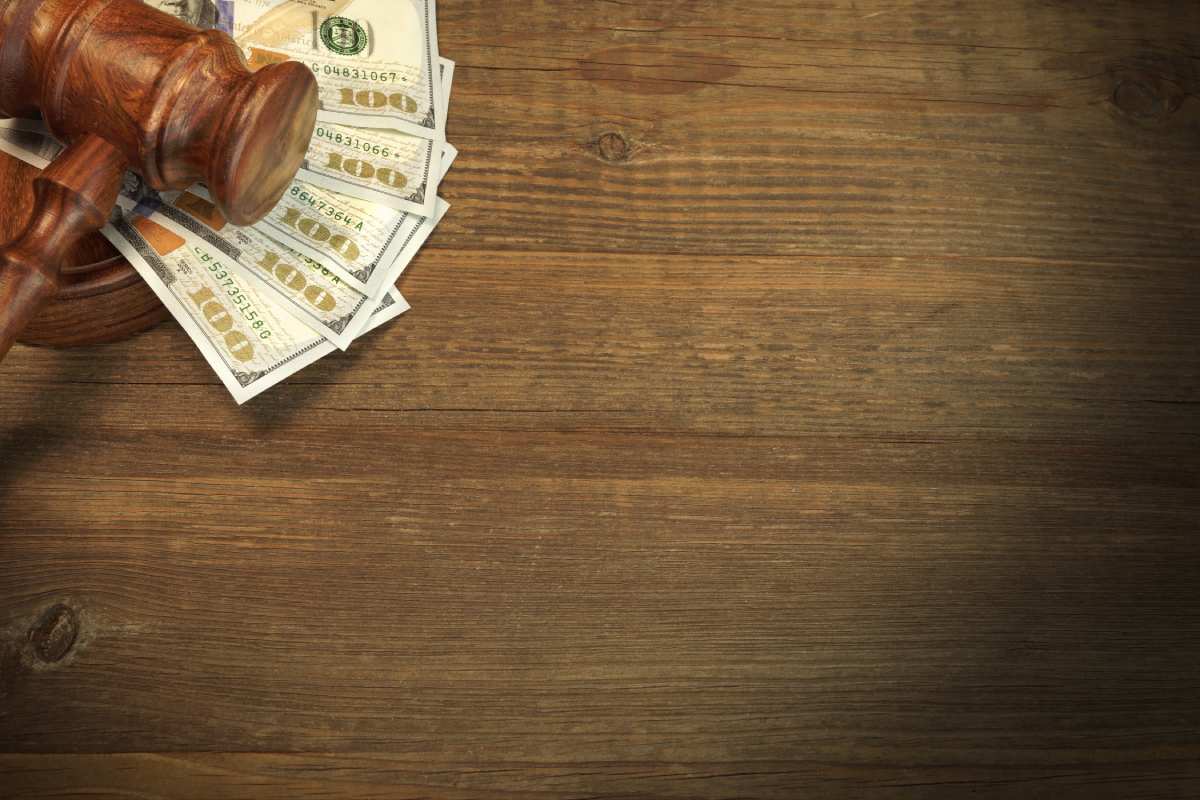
top-left (3, 751), bottom-right (1200, 800)
top-left (1, 252), bottom-right (1196, 437)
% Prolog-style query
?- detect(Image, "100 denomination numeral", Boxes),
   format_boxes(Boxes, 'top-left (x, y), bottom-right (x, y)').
top-left (257, 251), bottom-right (339, 313)
top-left (338, 87), bottom-right (419, 114)
top-left (325, 152), bottom-right (409, 191)
top-left (279, 207), bottom-right (362, 263)
top-left (188, 287), bottom-right (256, 362)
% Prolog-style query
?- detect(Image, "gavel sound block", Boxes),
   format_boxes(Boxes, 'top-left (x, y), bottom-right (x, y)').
top-left (0, 0), bottom-right (319, 360)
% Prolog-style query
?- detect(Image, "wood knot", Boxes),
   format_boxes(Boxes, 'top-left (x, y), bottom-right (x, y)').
top-left (596, 132), bottom-right (631, 163)
top-left (1111, 74), bottom-right (1185, 124)
top-left (29, 604), bottom-right (79, 664)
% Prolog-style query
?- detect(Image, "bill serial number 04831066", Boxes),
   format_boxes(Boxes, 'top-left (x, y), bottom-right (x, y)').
top-left (314, 126), bottom-right (393, 158)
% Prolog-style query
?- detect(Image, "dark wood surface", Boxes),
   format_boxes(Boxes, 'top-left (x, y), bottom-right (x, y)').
top-left (2, 1), bottom-right (1199, 797)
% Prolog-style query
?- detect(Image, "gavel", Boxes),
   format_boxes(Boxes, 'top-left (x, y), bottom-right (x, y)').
top-left (0, 0), bottom-right (319, 360)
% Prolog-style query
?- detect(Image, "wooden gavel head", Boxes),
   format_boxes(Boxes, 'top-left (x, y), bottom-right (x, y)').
top-left (0, 0), bottom-right (319, 360)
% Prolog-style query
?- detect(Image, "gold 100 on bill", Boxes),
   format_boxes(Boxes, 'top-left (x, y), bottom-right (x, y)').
top-left (301, 122), bottom-right (441, 217)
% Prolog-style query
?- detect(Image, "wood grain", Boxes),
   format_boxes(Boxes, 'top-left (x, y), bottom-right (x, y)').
top-left (0, 154), bottom-right (116, 268)
top-left (2, 0), bottom-right (1199, 798)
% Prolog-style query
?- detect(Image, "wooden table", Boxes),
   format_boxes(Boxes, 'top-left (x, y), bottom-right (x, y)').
top-left (2, 2), bottom-right (1199, 797)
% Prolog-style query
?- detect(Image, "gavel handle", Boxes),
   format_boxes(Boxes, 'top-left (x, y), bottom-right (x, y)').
top-left (0, 134), bottom-right (126, 361)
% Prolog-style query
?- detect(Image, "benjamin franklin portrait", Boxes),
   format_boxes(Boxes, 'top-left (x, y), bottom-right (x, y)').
top-left (150, 0), bottom-right (221, 29)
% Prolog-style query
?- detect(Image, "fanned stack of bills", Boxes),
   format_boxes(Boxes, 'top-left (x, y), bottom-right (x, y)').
top-left (0, 0), bottom-right (453, 403)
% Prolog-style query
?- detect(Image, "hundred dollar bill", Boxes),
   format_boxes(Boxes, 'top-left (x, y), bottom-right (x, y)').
top-left (300, 120), bottom-right (440, 216)
top-left (145, 0), bottom-right (443, 140)
top-left (102, 208), bottom-right (406, 403)
top-left (268, 143), bottom-right (455, 294)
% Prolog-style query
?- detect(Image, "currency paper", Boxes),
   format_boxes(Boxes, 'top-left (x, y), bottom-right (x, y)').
top-left (299, 121), bottom-right (441, 216)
